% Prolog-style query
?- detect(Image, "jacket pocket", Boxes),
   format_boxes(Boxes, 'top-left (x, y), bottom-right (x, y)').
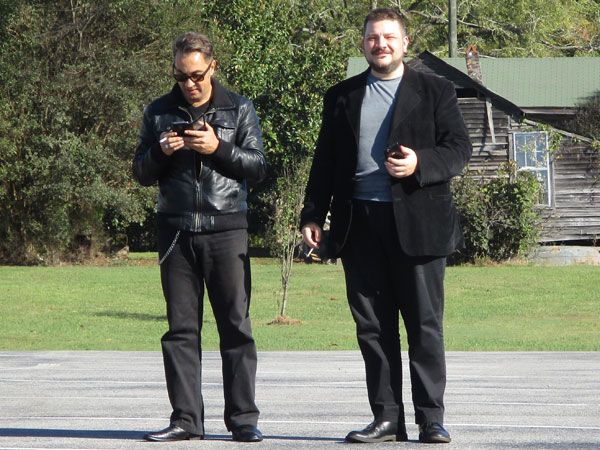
top-left (426, 182), bottom-right (452, 201)
top-left (211, 118), bottom-right (236, 141)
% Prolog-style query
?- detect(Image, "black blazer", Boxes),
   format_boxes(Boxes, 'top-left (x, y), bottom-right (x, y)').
top-left (300, 66), bottom-right (472, 258)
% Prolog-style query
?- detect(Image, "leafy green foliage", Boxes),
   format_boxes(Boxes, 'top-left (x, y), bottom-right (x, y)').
top-left (565, 96), bottom-right (600, 141)
top-left (202, 0), bottom-right (361, 165)
top-left (0, 0), bottom-right (172, 263)
top-left (452, 162), bottom-right (541, 262)
top-left (0, 0), bottom-right (366, 264)
top-left (262, 157), bottom-right (311, 318)
top-left (192, 0), bottom-right (365, 315)
top-left (1, 0), bottom-right (598, 265)
top-left (394, 0), bottom-right (600, 57)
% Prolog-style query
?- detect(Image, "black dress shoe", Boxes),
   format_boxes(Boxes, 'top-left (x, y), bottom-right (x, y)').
top-left (143, 425), bottom-right (204, 442)
top-left (345, 420), bottom-right (398, 443)
top-left (232, 425), bottom-right (263, 442)
top-left (419, 422), bottom-right (451, 443)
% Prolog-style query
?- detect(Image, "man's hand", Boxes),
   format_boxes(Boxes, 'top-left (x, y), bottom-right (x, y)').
top-left (384, 145), bottom-right (418, 178)
top-left (159, 131), bottom-right (185, 156)
top-left (302, 222), bottom-right (322, 249)
top-left (183, 122), bottom-right (220, 155)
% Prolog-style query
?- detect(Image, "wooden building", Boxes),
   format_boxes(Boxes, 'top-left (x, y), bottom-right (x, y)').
top-left (347, 52), bottom-right (600, 243)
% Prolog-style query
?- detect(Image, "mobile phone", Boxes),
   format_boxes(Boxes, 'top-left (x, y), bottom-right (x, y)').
top-left (171, 121), bottom-right (192, 136)
top-left (384, 143), bottom-right (405, 159)
top-left (192, 117), bottom-right (207, 131)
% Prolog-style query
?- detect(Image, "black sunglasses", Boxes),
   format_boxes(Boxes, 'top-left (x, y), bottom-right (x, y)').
top-left (172, 61), bottom-right (212, 83)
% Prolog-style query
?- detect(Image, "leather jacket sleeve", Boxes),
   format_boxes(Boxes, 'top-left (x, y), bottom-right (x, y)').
top-left (210, 98), bottom-right (266, 184)
top-left (132, 106), bottom-right (171, 187)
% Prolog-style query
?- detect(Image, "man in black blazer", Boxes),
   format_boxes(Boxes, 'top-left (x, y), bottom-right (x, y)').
top-left (300, 9), bottom-right (472, 444)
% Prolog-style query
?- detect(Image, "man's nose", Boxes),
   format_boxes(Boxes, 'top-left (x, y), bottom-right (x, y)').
top-left (374, 35), bottom-right (387, 48)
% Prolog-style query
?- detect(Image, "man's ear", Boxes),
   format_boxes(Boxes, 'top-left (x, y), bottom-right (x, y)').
top-left (402, 36), bottom-right (410, 52)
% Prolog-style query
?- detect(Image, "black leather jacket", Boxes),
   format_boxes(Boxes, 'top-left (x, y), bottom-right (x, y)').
top-left (133, 80), bottom-right (266, 232)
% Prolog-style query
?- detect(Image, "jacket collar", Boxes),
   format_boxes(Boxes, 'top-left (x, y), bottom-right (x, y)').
top-left (389, 64), bottom-right (421, 141)
top-left (346, 64), bottom-right (422, 146)
top-left (169, 78), bottom-right (235, 112)
top-left (344, 70), bottom-right (369, 142)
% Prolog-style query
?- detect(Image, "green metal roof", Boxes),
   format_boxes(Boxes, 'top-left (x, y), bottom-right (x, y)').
top-left (347, 56), bottom-right (600, 108)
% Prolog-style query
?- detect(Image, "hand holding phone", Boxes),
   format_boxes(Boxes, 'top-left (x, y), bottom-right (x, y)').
top-left (170, 118), bottom-right (207, 136)
top-left (171, 121), bottom-right (192, 136)
top-left (384, 142), bottom-right (406, 159)
top-left (384, 143), bottom-right (418, 179)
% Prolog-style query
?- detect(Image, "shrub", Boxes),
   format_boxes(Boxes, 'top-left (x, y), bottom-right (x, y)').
top-left (452, 162), bottom-right (541, 262)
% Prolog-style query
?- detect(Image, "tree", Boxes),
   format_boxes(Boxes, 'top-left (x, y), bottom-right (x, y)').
top-left (390, 0), bottom-right (600, 57)
top-left (0, 1), bottom-right (161, 263)
top-left (196, 0), bottom-right (363, 319)
top-left (565, 95), bottom-right (600, 141)
top-left (265, 159), bottom-right (310, 320)
top-left (452, 163), bottom-right (541, 262)
top-left (0, 0), bottom-right (215, 264)
top-left (1, 0), bottom-right (598, 267)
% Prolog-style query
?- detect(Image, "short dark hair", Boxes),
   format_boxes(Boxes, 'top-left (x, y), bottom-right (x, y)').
top-left (362, 8), bottom-right (406, 37)
top-left (172, 32), bottom-right (214, 61)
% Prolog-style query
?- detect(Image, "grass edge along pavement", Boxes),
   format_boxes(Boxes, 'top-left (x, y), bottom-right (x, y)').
top-left (0, 256), bottom-right (598, 351)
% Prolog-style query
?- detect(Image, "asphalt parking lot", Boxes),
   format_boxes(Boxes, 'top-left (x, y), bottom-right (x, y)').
top-left (0, 351), bottom-right (599, 449)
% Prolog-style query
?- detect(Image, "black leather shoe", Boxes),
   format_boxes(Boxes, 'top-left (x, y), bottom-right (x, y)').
top-left (345, 420), bottom-right (398, 443)
top-left (143, 425), bottom-right (203, 442)
top-left (232, 425), bottom-right (263, 442)
top-left (419, 422), bottom-right (451, 443)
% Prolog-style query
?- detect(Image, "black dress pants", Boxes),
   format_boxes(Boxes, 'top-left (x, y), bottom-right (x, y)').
top-left (158, 228), bottom-right (259, 435)
top-left (341, 200), bottom-right (447, 427)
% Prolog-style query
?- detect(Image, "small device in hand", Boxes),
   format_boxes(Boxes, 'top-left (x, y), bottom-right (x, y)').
top-left (170, 118), bottom-right (207, 136)
top-left (384, 142), bottom-right (405, 159)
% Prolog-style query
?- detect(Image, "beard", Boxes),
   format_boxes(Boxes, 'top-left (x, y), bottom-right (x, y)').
top-left (367, 51), bottom-right (403, 74)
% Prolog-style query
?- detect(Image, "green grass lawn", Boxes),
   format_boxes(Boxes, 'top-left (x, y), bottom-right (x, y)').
top-left (0, 257), bottom-right (598, 351)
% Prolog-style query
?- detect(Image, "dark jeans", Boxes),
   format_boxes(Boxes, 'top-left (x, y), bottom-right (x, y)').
top-left (341, 200), bottom-right (447, 427)
top-left (158, 228), bottom-right (259, 435)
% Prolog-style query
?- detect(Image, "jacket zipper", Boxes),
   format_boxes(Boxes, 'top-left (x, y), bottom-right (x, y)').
top-left (177, 106), bottom-right (218, 232)
top-left (194, 108), bottom-right (216, 231)
top-left (177, 107), bottom-right (202, 231)
top-left (195, 179), bottom-right (201, 231)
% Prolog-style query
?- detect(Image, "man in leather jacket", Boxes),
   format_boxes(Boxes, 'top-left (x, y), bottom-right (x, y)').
top-left (133, 32), bottom-right (266, 443)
